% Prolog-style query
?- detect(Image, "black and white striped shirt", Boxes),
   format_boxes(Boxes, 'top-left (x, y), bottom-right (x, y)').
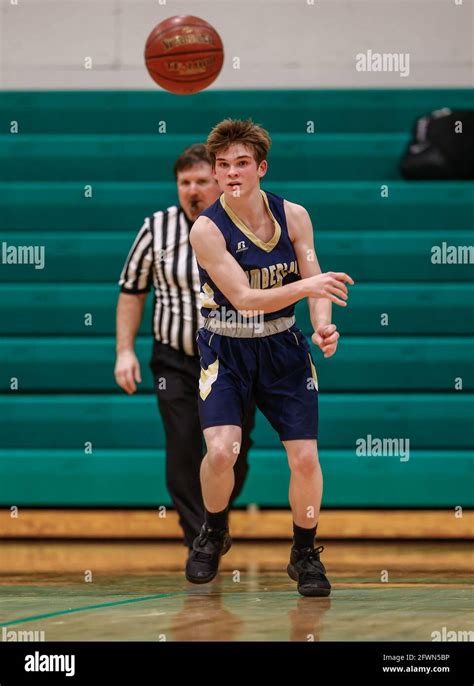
top-left (119, 205), bottom-right (203, 356)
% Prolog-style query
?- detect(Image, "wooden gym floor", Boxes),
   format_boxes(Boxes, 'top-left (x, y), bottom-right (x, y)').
top-left (0, 539), bottom-right (472, 641)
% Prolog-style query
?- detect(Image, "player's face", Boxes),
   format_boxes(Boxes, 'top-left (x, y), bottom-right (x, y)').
top-left (177, 162), bottom-right (220, 221)
top-left (213, 144), bottom-right (267, 197)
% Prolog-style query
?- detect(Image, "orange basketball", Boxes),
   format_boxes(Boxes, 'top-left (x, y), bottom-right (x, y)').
top-left (144, 15), bottom-right (224, 95)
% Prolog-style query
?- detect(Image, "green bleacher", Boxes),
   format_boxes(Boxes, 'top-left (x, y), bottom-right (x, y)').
top-left (1, 89), bottom-right (473, 508)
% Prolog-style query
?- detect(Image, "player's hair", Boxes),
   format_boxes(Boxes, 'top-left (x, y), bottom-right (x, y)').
top-left (206, 119), bottom-right (272, 166)
top-left (173, 144), bottom-right (212, 178)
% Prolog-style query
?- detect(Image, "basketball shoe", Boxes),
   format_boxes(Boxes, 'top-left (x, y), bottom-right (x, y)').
top-left (287, 544), bottom-right (331, 597)
top-left (185, 523), bottom-right (232, 584)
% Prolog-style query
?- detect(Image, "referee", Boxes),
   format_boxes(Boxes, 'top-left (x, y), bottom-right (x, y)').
top-left (114, 144), bottom-right (255, 551)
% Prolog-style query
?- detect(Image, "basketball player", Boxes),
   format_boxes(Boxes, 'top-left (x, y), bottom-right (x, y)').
top-left (115, 144), bottom-right (256, 554)
top-left (186, 120), bottom-right (354, 596)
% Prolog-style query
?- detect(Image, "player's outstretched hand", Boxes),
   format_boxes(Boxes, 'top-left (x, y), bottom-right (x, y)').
top-left (114, 350), bottom-right (142, 394)
top-left (312, 324), bottom-right (340, 358)
top-left (305, 272), bottom-right (354, 306)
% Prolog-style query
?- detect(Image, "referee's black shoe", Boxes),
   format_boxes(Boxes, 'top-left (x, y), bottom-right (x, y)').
top-left (185, 524), bottom-right (232, 584)
top-left (287, 545), bottom-right (331, 597)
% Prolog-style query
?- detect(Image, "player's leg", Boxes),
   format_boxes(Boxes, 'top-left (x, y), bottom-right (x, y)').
top-left (185, 424), bottom-right (240, 584)
top-left (283, 438), bottom-right (330, 597)
top-left (200, 424), bottom-right (242, 513)
top-left (256, 325), bottom-right (331, 596)
top-left (285, 438), bottom-right (322, 529)
top-left (231, 397), bottom-right (256, 502)
top-left (186, 328), bottom-right (254, 584)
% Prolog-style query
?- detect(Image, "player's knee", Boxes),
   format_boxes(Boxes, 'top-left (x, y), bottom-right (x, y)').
top-left (289, 449), bottom-right (319, 477)
top-left (207, 444), bottom-right (236, 474)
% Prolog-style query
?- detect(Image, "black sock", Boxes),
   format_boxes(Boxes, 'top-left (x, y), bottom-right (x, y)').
top-left (293, 522), bottom-right (317, 549)
top-left (205, 507), bottom-right (228, 531)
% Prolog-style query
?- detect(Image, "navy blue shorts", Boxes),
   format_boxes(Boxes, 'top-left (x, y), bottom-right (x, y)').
top-left (197, 325), bottom-right (318, 441)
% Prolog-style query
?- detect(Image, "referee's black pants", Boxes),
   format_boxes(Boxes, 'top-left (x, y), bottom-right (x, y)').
top-left (150, 340), bottom-right (256, 549)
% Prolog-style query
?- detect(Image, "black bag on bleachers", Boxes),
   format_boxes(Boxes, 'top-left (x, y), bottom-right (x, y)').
top-left (400, 108), bottom-right (474, 180)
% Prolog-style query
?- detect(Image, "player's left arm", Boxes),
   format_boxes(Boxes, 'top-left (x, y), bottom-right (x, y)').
top-left (285, 200), bottom-right (341, 358)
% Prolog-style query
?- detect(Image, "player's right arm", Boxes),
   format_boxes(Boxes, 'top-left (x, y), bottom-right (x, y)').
top-left (190, 216), bottom-right (353, 314)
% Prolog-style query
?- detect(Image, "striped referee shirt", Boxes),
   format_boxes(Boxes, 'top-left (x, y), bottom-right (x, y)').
top-left (119, 205), bottom-right (203, 356)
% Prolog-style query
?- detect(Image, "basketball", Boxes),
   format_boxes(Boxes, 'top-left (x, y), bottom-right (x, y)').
top-left (144, 15), bottom-right (224, 95)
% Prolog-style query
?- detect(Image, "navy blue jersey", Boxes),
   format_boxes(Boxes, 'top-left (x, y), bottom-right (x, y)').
top-left (197, 190), bottom-right (301, 321)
